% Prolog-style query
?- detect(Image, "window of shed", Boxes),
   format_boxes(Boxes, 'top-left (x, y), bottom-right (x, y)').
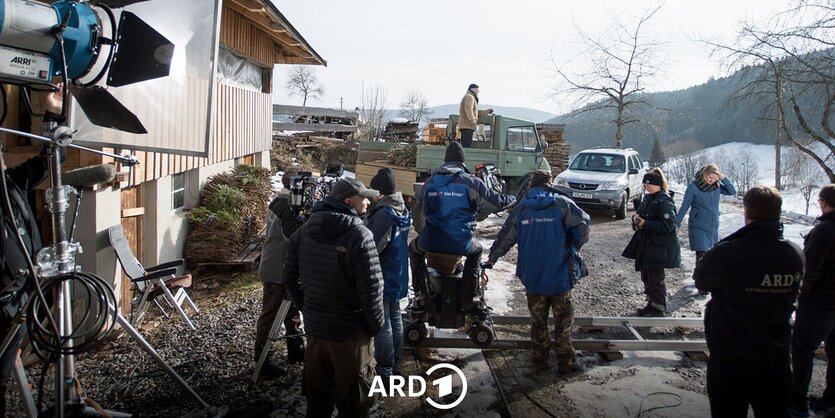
top-left (172, 173), bottom-right (185, 210)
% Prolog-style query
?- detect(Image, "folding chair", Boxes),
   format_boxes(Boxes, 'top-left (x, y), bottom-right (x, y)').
top-left (108, 225), bottom-right (199, 330)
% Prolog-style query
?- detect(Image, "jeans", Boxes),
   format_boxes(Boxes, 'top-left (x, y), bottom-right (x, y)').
top-left (790, 300), bottom-right (835, 408)
top-left (374, 301), bottom-right (404, 377)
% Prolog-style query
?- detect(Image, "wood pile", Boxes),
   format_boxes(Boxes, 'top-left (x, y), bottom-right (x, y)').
top-left (183, 165), bottom-right (272, 266)
top-left (384, 121), bottom-right (419, 141)
top-left (422, 118), bottom-right (449, 144)
top-left (537, 123), bottom-right (569, 175)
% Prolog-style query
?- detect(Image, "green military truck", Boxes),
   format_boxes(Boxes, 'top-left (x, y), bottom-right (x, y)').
top-left (356, 113), bottom-right (551, 199)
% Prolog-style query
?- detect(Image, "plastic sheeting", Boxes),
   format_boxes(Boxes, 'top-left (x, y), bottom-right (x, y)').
top-left (216, 47), bottom-right (265, 92)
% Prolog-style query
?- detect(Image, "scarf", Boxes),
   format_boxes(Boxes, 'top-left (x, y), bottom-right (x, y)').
top-left (694, 169), bottom-right (719, 192)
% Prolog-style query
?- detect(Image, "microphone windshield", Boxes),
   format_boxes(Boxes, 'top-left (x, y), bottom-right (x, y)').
top-left (63, 164), bottom-right (117, 188)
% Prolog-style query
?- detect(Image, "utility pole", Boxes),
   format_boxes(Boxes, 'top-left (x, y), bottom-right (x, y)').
top-left (340, 97), bottom-right (343, 110)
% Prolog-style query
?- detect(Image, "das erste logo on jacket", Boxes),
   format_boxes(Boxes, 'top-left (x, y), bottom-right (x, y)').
top-left (426, 191), bottom-right (465, 198)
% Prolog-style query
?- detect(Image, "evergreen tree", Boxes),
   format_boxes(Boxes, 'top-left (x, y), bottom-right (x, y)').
top-left (649, 137), bottom-right (666, 168)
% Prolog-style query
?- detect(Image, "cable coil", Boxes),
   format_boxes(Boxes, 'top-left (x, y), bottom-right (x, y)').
top-left (27, 272), bottom-right (118, 362)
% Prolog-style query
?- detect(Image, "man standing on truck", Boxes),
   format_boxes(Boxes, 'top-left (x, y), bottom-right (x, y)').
top-left (458, 83), bottom-right (479, 148)
top-left (409, 142), bottom-right (516, 315)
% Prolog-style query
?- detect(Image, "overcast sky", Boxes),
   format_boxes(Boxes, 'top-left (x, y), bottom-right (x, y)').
top-left (271, 0), bottom-right (792, 115)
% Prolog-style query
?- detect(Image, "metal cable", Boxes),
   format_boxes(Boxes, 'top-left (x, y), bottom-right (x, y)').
top-left (27, 272), bottom-right (118, 361)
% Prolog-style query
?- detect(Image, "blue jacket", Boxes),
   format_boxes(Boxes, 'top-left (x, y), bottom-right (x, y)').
top-left (488, 186), bottom-right (590, 295)
top-left (416, 163), bottom-right (515, 255)
top-left (367, 192), bottom-right (412, 302)
top-left (675, 178), bottom-right (736, 251)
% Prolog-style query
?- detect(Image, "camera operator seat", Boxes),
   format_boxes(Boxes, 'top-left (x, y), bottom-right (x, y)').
top-left (404, 252), bottom-right (494, 348)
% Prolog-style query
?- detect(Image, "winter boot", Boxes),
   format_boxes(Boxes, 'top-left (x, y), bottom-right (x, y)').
top-left (636, 303), bottom-right (665, 317)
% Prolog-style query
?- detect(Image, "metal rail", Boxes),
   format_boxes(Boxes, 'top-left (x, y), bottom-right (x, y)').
top-left (408, 315), bottom-right (707, 352)
top-left (491, 315), bottom-right (704, 328)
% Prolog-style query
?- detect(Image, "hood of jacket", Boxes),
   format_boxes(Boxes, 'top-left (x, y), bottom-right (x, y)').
top-left (522, 186), bottom-right (558, 210)
top-left (307, 196), bottom-right (363, 241)
top-left (373, 191), bottom-right (406, 213)
top-left (431, 163), bottom-right (470, 181)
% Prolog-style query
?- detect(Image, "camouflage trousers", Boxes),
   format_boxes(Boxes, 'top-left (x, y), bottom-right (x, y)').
top-left (526, 291), bottom-right (575, 369)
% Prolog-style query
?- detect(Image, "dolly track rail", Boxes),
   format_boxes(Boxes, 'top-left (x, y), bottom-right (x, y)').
top-left (407, 315), bottom-right (707, 352)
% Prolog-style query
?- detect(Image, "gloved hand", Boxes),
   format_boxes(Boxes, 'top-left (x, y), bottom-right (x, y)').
top-left (481, 261), bottom-right (494, 270)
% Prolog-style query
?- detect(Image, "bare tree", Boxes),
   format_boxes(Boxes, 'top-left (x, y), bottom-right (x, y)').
top-left (785, 144), bottom-right (824, 214)
top-left (709, 0), bottom-right (835, 184)
top-left (731, 145), bottom-right (760, 193)
top-left (285, 66), bottom-right (324, 106)
top-left (400, 90), bottom-right (432, 124)
top-left (357, 83), bottom-right (390, 141)
top-left (550, 5), bottom-right (666, 149)
top-left (663, 139), bottom-right (711, 184)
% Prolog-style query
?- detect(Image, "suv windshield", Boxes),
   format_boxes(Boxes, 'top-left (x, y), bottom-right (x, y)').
top-left (569, 153), bottom-right (626, 173)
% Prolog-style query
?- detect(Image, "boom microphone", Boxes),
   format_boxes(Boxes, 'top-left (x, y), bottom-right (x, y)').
top-left (62, 164), bottom-right (116, 188)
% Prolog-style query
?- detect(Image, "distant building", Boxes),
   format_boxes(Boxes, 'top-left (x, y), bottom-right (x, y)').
top-left (273, 104), bottom-right (358, 139)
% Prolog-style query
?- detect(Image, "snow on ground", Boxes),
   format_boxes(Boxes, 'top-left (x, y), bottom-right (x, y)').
top-left (564, 352), bottom-right (710, 417)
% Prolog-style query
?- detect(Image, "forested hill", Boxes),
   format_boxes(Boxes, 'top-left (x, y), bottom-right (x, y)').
top-left (546, 52), bottom-right (829, 155)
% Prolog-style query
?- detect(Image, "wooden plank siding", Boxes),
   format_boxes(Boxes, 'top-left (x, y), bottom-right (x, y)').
top-left (220, 5), bottom-right (275, 68)
top-left (113, 83), bottom-right (271, 185)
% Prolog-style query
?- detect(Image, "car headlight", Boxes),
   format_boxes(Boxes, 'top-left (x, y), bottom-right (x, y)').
top-left (600, 182), bottom-right (624, 191)
top-left (555, 177), bottom-right (567, 186)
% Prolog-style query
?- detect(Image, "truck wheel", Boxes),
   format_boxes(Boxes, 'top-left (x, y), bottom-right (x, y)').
top-left (404, 321), bottom-right (428, 346)
top-left (615, 196), bottom-right (627, 219)
top-left (506, 172), bottom-right (533, 200)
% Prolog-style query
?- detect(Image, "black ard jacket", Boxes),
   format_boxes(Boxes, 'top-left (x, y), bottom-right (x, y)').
top-left (694, 219), bottom-right (803, 364)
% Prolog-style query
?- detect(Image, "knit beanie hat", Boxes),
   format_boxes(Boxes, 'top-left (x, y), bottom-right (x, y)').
top-left (642, 172), bottom-right (664, 187)
top-left (370, 168), bottom-right (397, 195)
top-left (468, 83), bottom-right (479, 90)
top-left (444, 141), bottom-right (466, 163)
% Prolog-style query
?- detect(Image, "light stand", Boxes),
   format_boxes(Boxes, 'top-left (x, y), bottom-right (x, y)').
top-left (0, 126), bottom-right (223, 417)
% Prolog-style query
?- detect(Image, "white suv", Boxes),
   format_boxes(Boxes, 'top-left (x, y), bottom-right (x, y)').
top-left (553, 148), bottom-right (647, 219)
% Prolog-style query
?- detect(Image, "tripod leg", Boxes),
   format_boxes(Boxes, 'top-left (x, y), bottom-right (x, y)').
top-left (115, 313), bottom-right (217, 414)
top-left (250, 299), bottom-right (291, 385)
top-left (13, 350), bottom-right (38, 418)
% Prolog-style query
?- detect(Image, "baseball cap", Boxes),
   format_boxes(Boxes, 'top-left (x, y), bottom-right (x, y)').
top-left (330, 178), bottom-right (379, 200)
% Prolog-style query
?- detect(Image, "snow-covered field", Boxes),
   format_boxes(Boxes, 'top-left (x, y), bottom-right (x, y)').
top-left (666, 141), bottom-right (830, 247)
